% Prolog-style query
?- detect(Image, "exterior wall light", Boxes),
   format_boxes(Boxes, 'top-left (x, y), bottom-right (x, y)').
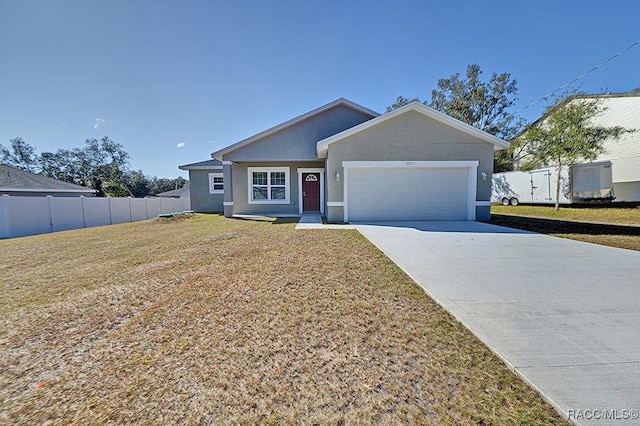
top-left (480, 171), bottom-right (488, 181)
top-left (335, 171), bottom-right (341, 181)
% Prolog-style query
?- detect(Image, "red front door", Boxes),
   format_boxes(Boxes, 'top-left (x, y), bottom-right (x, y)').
top-left (302, 173), bottom-right (320, 212)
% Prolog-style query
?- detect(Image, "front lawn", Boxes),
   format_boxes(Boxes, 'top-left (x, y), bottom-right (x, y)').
top-left (491, 204), bottom-right (640, 251)
top-left (0, 215), bottom-right (565, 424)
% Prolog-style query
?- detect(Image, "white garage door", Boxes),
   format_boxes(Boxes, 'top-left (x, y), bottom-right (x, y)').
top-left (346, 167), bottom-right (470, 221)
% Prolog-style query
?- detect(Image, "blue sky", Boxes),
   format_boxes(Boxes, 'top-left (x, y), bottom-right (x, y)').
top-left (1, 1), bottom-right (638, 178)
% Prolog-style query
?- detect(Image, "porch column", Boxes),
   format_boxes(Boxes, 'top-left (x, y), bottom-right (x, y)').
top-left (223, 161), bottom-right (234, 217)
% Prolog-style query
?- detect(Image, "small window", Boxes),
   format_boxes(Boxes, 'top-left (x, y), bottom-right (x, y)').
top-left (248, 167), bottom-right (290, 204)
top-left (209, 173), bottom-right (224, 194)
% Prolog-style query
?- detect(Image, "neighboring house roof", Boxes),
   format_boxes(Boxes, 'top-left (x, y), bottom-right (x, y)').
top-left (316, 101), bottom-right (510, 158)
top-left (156, 183), bottom-right (190, 198)
top-left (179, 159), bottom-right (223, 170)
top-left (0, 164), bottom-right (97, 194)
top-left (211, 98), bottom-right (380, 160)
top-left (571, 91), bottom-right (640, 100)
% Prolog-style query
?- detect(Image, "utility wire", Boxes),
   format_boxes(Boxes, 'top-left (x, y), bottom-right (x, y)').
top-left (515, 40), bottom-right (640, 114)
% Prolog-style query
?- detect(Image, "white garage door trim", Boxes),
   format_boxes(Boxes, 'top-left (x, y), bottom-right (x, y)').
top-left (342, 160), bottom-right (479, 222)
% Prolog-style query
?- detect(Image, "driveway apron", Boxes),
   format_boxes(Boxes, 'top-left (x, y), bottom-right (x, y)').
top-left (354, 221), bottom-right (640, 426)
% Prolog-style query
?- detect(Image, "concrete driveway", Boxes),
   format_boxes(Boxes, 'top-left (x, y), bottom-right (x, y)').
top-left (354, 221), bottom-right (640, 425)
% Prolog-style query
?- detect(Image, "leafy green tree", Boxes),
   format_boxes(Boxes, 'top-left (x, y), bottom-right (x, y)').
top-left (101, 178), bottom-right (129, 197)
top-left (147, 176), bottom-right (188, 195)
top-left (122, 170), bottom-right (152, 197)
top-left (388, 64), bottom-right (524, 172)
top-left (429, 65), bottom-right (522, 140)
top-left (40, 149), bottom-right (77, 182)
top-left (0, 137), bottom-right (39, 172)
top-left (41, 136), bottom-right (131, 196)
top-left (516, 96), bottom-right (633, 210)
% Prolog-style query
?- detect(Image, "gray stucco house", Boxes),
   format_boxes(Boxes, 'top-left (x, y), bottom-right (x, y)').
top-left (181, 98), bottom-right (509, 222)
top-left (178, 159), bottom-right (223, 212)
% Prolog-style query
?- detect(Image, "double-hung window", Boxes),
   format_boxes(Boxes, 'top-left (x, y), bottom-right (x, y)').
top-left (208, 173), bottom-right (224, 194)
top-left (248, 167), bottom-right (290, 203)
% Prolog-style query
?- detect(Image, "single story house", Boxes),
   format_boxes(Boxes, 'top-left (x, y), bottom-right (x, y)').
top-left (155, 183), bottom-right (191, 199)
top-left (181, 98), bottom-right (509, 222)
top-left (0, 164), bottom-right (97, 197)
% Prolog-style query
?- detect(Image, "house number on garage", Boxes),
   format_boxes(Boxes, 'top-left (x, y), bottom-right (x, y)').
top-left (405, 161), bottom-right (415, 166)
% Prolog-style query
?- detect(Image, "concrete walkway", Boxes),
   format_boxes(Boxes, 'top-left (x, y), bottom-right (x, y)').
top-left (354, 221), bottom-right (640, 425)
top-left (295, 215), bottom-right (355, 230)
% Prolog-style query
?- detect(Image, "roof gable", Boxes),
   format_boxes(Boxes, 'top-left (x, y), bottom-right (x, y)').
top-left (316, 102), bottom-right (510, 158)
top-left (0, 164), bottom-right (96, 193)
top-left (211, 98), bottom-right (379, 160)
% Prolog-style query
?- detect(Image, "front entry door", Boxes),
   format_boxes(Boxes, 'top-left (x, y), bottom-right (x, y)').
top-left (302, 173), bottom-right (320, 212)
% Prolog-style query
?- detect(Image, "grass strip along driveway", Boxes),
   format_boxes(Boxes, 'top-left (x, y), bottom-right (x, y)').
top-left (491, 204), bottom-right (640, 251)
top-left (1, 215), bottom-right (565, 424)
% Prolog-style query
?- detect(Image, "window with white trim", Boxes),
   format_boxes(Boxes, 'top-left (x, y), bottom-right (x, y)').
top-left (248, 167), bottom-right (290, 203)
top-left (208, 173), bottom-right (224, 194)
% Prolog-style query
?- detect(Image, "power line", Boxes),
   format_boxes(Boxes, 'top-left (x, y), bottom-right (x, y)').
top-left (515, 40), bottom-right (640, 114)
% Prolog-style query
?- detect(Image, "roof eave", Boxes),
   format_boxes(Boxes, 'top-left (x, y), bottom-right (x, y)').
top-left (0, 188), bottom-right (97, 193)
top-left (179, 165), bottom-right (223, 170)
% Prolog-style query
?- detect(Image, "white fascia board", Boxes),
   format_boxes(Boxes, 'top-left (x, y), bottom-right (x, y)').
top-left (317, 102), bottom-right (510, 158)
top-left (342, 160), bottom-right (479, 169)
top-left (0, 188), bottom-right (97, 193)
top-left (211, 98), bottom-right (380, 160)
top-left (179, 165), bottom-right (223, 170)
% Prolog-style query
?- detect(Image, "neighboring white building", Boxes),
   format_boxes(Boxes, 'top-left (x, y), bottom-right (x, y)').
top-left (586, 93), bottom-right (640, 201)
top-left (518, 92), bottom-right (640, 202)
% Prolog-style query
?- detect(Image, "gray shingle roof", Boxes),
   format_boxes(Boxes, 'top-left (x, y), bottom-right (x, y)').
top-left (0, 164), bottom-right (96, 193)
top-left (156, 183), bottom-right (190, 197)
top-left (178, 159), bottom-right (223, 170)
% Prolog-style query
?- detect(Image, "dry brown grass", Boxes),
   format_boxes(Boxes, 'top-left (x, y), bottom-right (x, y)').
top-left (492, 204), bottom-right (640, 226)
top-left (1, 214), bottom-right (565, 425)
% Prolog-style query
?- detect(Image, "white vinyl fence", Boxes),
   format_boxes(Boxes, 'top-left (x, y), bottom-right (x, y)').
top-left (0, 195), bottom-right (191, 239)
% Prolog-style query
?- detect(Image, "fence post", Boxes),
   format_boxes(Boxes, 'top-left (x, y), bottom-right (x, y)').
top-left (108, 197), bottom-right (113, 224)
top-left (128, 197), bottom-right (133, 222)
top-left (0, 194), bottom-right (11, 239)
top-left (145, 197), bottom-right (150, 219)
top-left (81, 196), bottom-right (87, 228)
top-left (47, 195), bottom-right (54, 233)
